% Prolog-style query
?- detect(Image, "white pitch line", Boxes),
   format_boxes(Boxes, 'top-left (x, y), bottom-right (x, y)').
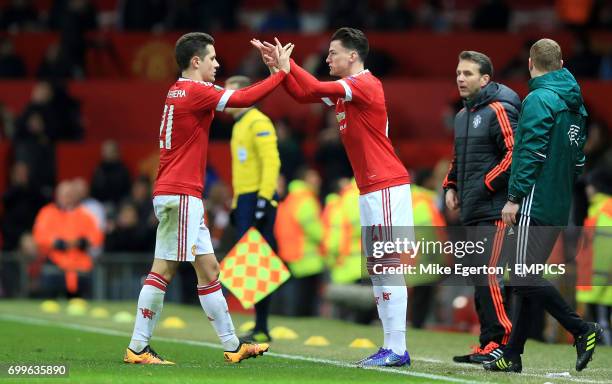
top-left (0, 314), bottom-right (484, 384)
top-left (1, 314), bottom-right (609, 384)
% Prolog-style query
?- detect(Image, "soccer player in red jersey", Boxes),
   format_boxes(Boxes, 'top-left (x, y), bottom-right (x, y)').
top-left (123, 32), bottom-right (294, 365)
top-left (253, 29), bottom-right (413, 367)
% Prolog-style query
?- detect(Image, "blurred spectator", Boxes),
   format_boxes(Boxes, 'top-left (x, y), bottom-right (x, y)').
top-left (234, 49), bottom-right (270, 80)
top-left (73, 177), bottom-right (106, 231)
top-left (32, 180), bottom-right (104, 297)
top-left (0, 232), bottom-right (39, 297)
top-left (260, 0), bottom-right (301, 32)
top-left (325, 0), bottom-right (368, 30)
top-left (13, 85), bottom-right (59, 195)
top-left (118, 0), bottom-right (167, 31)
top-left (128, 175), bottom-right (155, 226)
top-left (598, 47), bottom-right (612, 81)
top-left (15, 81), bottom-right (84, 141)
top-left (565, 34), bottom-right (601, 78)
top-left (0, 0), bottom-right (39, 32)
top-left (571, 119), bottom-right (611, 226)
top-left (1, 162), bottom-right (48, 251)
top-left (556, 0), bottom-right (594, 30)
top-left (589, 0), bottom-right (612, 29)
top-left (0, 102), bottom-right (15, 139)
top-left (276, 119), bottom-right (304, 182)
top-left (372, 0), bottom-right (414, 31)
top-left (163, 0), bottom-right (239, 32)
top-left (205, 182), bottom-right (231, 251)
top-left (37, 44), bottom-right (76, 80)
top-left (584, 119), bottom-right (612, 172)
top-left (0, 38), bottom-right (26, 78)
top-left (91, 140), bottom-right (132, 206)
top-left (164, 0), bottom-right (202, 30)
top-left (472, 0), bottom-right (511, 31)
top-left (365, 48), bottom-right (395, 77)
top-left (499, 40), bottom-right (536, 80)
top-left (105, 201), bottom-right (154, 252)
top-left (275, 167), bottom-right (324, 316)
top-left (48, 0), bottom-right (98, 77)
top-left (315, 110), bottom-right (352, 197)
top-left (417, 0), bottom-right (450, 32)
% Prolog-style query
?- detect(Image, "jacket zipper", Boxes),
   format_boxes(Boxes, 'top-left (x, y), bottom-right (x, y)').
top-left (460, 109), bottom-right (470, 206)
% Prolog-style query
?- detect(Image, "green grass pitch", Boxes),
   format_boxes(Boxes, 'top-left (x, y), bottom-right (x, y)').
top-left (0, 300), bottom-right (610, 383)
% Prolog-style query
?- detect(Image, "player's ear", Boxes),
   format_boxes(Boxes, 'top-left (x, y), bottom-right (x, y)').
top-left (191, 55), bottom-right (200, 69)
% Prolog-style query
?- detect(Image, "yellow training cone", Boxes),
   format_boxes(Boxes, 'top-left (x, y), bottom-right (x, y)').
top-left (239, 321), bottom-right (255, 333)
top-left (304, 336), bottom-right (330, 346)
top-left (68, 298), bottom-right (88, 308)
top-left (270, 326), bottom-right (298, 340)
top-left (162, 316), bottom-right (186, 329)
top-left (349, 338), bottom-right (376, 348)
top-left (90, 307), bottom-right (110, 319)
top-left (113, 311), bottom-right (134, 323)
top-left (40, 300), bottom-right (60, 314)
top-left (67, 304), bottom-right (87, 316)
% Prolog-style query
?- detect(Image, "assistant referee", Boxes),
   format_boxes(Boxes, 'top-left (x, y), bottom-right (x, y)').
top-left (225, 75), bottom-right (281, 343)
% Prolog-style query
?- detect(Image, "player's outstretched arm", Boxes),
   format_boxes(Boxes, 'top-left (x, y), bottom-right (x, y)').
top-left (288, 59), bottom-right (347, 100)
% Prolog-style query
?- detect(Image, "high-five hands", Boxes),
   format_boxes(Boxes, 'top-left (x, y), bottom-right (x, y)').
top-left (251, 37), bottom-right (294, 74)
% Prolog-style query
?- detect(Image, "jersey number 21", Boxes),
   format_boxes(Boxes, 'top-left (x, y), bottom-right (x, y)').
top-left (159, 104), bottom-right (174, 149)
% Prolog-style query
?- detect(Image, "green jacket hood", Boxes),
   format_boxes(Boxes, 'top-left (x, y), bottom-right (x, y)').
top-left (528, 68), bottom-right (586, 115)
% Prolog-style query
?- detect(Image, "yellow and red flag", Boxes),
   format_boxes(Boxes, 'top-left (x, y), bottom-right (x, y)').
top-left (220, 227), bottom-right (290, 309)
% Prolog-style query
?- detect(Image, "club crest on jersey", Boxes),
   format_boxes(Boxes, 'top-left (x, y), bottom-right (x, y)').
top-left (568, 124), bottom-right (580, 146)
top-left (140, 307), bottom-right (156, 320)
top-left (472, 114), bottom-right (482, 129)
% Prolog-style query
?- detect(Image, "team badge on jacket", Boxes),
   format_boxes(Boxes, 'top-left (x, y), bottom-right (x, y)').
top-left (473, 114), bottom-right (482, 129)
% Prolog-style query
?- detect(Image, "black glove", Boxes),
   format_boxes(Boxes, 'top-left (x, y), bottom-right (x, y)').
top-left (76, 237), bottom-right (91, 251)
top-left (52, 238), bottom-right (68, 251)
top-left (254, 197), bottom-right (273, 227)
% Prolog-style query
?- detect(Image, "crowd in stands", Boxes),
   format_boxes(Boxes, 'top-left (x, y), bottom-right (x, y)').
top-left (0, 0), bottom-right (611, 81)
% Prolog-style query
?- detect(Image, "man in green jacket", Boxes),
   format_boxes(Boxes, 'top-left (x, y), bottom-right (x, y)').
top-left (485, 38), bottom-right (603, 373)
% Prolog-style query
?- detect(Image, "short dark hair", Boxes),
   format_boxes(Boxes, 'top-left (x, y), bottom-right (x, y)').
top-left (330, 27), bottom-right (369, 62)
top-left (458, 51), bottom-right (494, 78)
top-left (175, 32), bottom-right (215, 71)
top-left (530, 38), bottom-right (562, 72)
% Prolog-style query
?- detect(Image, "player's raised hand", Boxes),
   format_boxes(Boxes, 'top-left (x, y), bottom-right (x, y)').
top-left (275, 37), bottom-right (294, 74)
top-left (251, 39), bottom-right (278, 71)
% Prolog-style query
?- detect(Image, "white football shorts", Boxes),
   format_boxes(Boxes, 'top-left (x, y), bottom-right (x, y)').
top-left (359, 183), bottom-right (415, 259)
top-left (153, 195), bottom-right (214, 262)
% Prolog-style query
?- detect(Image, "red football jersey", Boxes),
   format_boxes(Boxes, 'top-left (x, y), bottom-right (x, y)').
top-left (324, 70), bottom-right (410, 194)
top-left (153, 78), bottom-right (229, 198)
top-left (286, 63), bottom-right (410, 194)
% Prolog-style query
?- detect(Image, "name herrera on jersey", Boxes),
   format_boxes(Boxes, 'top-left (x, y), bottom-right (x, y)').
top-left (167, 89), bottom-right (186, 98)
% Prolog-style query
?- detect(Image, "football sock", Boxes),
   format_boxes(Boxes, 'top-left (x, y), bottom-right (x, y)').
top-left (371, 282), bottom-right (389, 349)
top-left (198, 279), bottom-right (240, 351)
top-left (129, 272), bottom-right (168, 352)
top-left (371, 275), bottom-right (407, 355)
